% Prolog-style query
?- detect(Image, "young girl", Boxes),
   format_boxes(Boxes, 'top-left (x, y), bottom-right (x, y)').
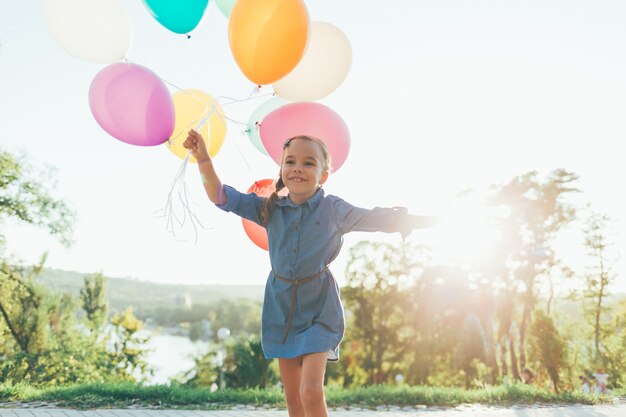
top-left (184, 130), bottom-right (437, 417)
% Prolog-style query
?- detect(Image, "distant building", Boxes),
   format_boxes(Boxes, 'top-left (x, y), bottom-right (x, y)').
top-left (172, 292), bottom-right (193, 308)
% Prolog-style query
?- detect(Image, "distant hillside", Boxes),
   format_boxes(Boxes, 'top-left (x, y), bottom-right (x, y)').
top-left (37, 268), bottom-right (264, 313)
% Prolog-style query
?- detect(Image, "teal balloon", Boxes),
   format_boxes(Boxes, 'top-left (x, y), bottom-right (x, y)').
top-left (215, 0), bottom-right (237, 18)
top-left (143, 0), bottom-right (209, 34)
top-left (247, 97), bottom-right (288, 156)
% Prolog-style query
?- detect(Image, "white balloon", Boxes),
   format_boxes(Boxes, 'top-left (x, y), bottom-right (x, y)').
top-left (43, 0), bottom-right (132, 64)
top-left (273, 22), bottom-right (352, 101)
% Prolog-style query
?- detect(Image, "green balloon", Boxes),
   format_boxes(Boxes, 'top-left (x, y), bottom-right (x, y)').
top-left (215, 0), bottom-right (237, 18)
top-left (247, 97), bottom-right (288, 156)
top-left (143, 0), bottom-right (209, 34)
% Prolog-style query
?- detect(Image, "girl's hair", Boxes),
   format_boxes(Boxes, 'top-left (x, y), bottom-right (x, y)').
top-left (259, 135), bottom-right (331, 226)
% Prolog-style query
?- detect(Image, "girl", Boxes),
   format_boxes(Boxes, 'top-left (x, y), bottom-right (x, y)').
top-left (184, 130), bottom-right (437, 417)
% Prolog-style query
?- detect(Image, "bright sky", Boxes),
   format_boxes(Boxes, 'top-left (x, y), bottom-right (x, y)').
top-left (1, 1), bottom-right (625, 292)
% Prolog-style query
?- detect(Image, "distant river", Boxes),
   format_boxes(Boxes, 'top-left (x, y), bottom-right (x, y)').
top-left (143, 333), bottom-right (211, 385)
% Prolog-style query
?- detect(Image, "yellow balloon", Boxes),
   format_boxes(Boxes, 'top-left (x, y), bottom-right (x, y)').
top-left (228, 0), bottom-right (310, 85)
top-left (167, 90), bottom-right (227, 162)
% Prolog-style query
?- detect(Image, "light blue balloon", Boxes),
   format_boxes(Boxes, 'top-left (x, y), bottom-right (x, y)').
top-left (143, 0), bottom-right (209, 34)
top-left (246, 97), bottom-right (288, 156)
top-left (215, 0), bottom-right (237, 18)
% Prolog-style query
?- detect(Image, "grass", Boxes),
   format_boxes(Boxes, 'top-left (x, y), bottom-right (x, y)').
top-left (0, 381), bottom-right (611, 410)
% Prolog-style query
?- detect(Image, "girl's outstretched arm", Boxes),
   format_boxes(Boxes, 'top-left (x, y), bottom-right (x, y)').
top-left (410, 214), bottom-right (440, 229)
top-left (183, 129), bottom-right (226, 205)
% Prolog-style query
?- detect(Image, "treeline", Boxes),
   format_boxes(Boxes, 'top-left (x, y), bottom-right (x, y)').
top-left (37, 268), bottom-right (264, 314)
top-left (181, 169), bottom-right (626, 393)
top-left (1, 149), bottom-right (624, 392)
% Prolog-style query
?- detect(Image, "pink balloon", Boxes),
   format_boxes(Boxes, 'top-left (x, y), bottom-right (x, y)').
top-left (259, 102), bottom-right (350, 172)
top-left (89, 63), bottom-right (175, 146)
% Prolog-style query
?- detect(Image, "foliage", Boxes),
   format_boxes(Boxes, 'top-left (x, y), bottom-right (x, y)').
top-left (183, 335), bottom-right (278, 389)
top-left (0, 262), bottom-right (152, 385)
top-left (342, 241), bottom-right (424, 385)
top-left (0, 150), bottom-right (75, 247)
top-left (223, 335), bottom-right (278, 389)
top-left (108, 307), bottom-right (152, 382)
top-left (528, 310), bottom-right (567, 393)
top-left (80, 272), bottom-right (108, 333)
top-left (581, 211), bottom-right (616, 367)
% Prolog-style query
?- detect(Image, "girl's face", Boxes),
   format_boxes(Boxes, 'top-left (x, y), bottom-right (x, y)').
top-left (281, 139), bottom-right (329, 205)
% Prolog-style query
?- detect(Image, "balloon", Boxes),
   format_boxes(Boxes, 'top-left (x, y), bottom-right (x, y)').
top-left (142, 0), bottom-right (209, 34)
top-left (215, 0), bottom-right (237, 17)
top-left (274, 22), bottom-right (352, 101)
top-left (228, 0), bottom-right (310, 85)
top-left (260, 102), bottom-right (350, 172)
top-left (246, 96), bottom-right (289, 156)
top-left (43, 0), bottom-right (132, 64)
top-left (89, 63), bottom-right (175, 147)
top-left (241, 179), bottom-right (287, 250)
top-left (167, 90), bottom-right (227, 162)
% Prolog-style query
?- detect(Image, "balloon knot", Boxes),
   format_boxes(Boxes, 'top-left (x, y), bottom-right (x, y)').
top-left (257, 85), bottom-right (262, 89)
top-left (186, 34), bottom-right (191, 39)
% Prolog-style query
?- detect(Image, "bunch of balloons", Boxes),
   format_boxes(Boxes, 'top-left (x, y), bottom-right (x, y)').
top-left (44, 0), bottom-right (354, 250)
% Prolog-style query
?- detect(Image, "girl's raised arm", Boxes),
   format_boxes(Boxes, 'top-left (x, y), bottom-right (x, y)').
top-left (183, 129), bottom-right (226, 205)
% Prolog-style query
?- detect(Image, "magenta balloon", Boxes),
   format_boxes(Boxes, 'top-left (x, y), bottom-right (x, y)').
top-left (259, 102), bottom-right (350, 172)
top-left (89, 63), bottom-right (174, 146)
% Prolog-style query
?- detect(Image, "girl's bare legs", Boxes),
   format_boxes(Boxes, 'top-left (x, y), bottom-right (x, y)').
top-left (279, 357), bottom-right (304, 417)
top-left (300, 352), bottom-right (328, 417)
top-left (279, 352), bottom-right (328, 417)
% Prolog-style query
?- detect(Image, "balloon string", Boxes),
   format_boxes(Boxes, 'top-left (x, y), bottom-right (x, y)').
top-left (156, 114), bottom-right (214, 244)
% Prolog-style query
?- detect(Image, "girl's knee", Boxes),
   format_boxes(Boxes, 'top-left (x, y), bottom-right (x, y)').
top-left (299, 383), bottom-right (324, 406)
top-left (285, 389), bottom-right (302, 409)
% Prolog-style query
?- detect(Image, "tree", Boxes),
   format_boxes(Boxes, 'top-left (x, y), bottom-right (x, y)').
top-left (487, 169), bottom-right (578, 379)
top-left (80, 272), bottom-right (108, 333)
top-left (223, 335), bottom-right (277, 388)
top-left (0, 150), bottom-right (75, 247)
top-left (343, 241), bottom-right (425, 385)
top-left (108, 307), bottom-right (152, 382)
top-left (582, 211), bottom-right (616, 366)
top-left (528, 310), bottom-right (567, 393)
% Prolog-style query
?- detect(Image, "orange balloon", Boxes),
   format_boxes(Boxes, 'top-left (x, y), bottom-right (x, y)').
top-left (228, 0), bottom-right (310, 85)
top-left (241, 179), bottom-right (287, 250)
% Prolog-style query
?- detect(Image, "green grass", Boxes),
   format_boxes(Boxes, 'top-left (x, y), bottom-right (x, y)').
top-left (0, 381), bottom-right (610, 410)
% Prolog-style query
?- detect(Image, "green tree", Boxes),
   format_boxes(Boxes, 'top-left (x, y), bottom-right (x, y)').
top-left (223, 335), bottom-right (277, 388)
top-left (487, 169), bottom-right (578, 379)
top-left (528, 310), bottom-right (567, 393)
top-left (183, 350), bottom-right (218, 388)
top-left (80, 272), bottom-right (108, 333)
top-left (0, 150), bottom-right (75, 247)
top-left (582, 211), bottom-right (616, 366)
top-left (0, 262), bottom-right (121, 385)
top-left (343, 241), bottom-right (423, 385)
top-left (108, 307), bottom-right (152, 382)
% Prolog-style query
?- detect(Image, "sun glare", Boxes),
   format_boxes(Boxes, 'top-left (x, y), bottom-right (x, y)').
top-left (429, 206), bottom-right (500, 266)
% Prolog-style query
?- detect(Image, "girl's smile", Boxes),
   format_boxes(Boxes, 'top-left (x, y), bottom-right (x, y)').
top-left (281, 139), bottom-right (329, 205)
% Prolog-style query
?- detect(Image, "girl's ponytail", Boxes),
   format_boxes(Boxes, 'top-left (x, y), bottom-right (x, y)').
top-left (260, 175), bottom-right (285, 226)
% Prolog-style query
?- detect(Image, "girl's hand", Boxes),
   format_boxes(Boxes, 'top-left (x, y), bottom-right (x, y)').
top-left (183, 129), bottom-right (211, 163)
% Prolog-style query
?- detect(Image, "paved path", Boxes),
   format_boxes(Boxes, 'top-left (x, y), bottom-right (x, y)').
top-left (1, 405), bottom-right (625, 417)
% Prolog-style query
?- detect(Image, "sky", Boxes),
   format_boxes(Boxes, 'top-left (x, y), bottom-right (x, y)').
top-left (1, 0), bottom-right (625, 292)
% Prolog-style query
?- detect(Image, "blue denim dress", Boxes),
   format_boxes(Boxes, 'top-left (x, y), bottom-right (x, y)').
top-left (217, 185), bottom-right (412, 361)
